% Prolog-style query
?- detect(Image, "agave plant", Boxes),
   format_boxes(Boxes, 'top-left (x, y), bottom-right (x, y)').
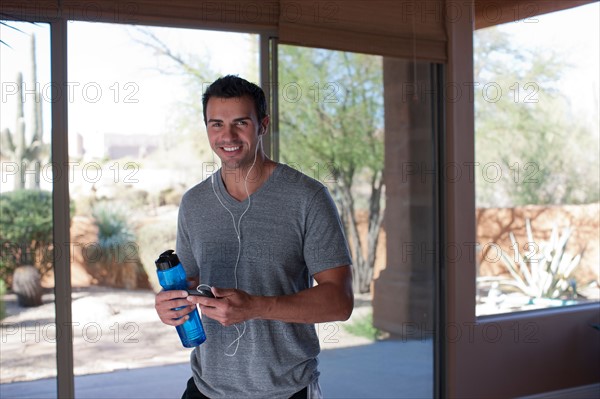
top-left (497, 219), bottom-right (582, 300)
top-left (92, 202), bottom-right (136, 264)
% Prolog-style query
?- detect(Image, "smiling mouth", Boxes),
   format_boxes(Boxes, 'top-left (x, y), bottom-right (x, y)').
top-left (222, 146), bottom-right (241, 152)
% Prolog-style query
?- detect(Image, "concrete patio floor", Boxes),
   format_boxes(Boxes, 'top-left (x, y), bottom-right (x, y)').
top-left (0, 340), bottom-right (433, 399)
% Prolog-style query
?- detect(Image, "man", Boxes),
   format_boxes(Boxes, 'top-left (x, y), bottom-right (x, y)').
top-left (155, 75), bottom-right (353, 399)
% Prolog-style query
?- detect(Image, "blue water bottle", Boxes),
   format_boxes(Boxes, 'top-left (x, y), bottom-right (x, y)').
top-left (155, 250), bottom-right (206, 348)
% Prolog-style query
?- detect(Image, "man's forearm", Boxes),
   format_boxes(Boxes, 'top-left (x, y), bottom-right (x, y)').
top-left (194, 266), bottom-right (354, 327)
top-left (254, 280), bottom-right (353, 324)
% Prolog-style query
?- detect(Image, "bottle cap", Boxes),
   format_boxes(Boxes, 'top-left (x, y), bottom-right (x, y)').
top-left (155, 249), bottom-right (180, 271)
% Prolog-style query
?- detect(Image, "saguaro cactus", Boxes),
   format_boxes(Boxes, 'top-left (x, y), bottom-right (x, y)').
top-left (0, 34), bottom-right (46, 189)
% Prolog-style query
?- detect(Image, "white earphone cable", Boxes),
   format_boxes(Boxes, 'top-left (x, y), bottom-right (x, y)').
top-left (209, 134), bottom-right (262, 356)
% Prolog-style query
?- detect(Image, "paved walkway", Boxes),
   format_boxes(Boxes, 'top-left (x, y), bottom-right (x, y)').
top-left (0, 340), bottom-right (433, 399)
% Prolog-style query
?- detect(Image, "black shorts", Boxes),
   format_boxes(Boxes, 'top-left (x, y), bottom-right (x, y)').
top-left (181, 377), bottom-right (308, 399)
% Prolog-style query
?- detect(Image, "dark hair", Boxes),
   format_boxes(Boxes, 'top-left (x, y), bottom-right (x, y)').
top-left (202, 75), bottom-right (267, 125)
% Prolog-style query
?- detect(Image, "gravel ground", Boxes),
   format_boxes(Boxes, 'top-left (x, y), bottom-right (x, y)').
top-left (0, 287), bottom-right (373, 384)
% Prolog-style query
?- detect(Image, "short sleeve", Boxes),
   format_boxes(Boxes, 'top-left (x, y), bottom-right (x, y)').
top-left (303, 187), bottom-right (352, 276)
top-left (176, 200), bottom-right (200, 279)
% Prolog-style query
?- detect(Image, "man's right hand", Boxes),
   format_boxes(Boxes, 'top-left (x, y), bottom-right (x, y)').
top-left (155, 290), bottom-right (196, 326)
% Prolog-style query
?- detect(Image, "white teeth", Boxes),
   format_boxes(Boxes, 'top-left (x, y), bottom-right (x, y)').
top-left (223, 146), bottom-right (240, 152)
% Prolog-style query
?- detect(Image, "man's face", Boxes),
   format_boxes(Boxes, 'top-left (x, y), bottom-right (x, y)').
top-left (205, 96), bottom-right (268, 170)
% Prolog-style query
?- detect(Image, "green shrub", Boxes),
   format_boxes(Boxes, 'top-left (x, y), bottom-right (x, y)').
top-left (92, 202), bottom-right (136, 264)
top-left (0, 278), bottom-right (6, 319)
top-left (113, 187), bottom-right (150, 209)
top-left (343, 311), bottom-right (380, 340)
top-left (0, 190), bottom-right (53, 282)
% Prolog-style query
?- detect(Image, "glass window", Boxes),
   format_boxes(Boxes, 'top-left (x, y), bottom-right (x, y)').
top-left (475, 3), bottom-right (600, 316)
top-left (0, 21), bottom-right (57, 395)
top-left (279, 45), bottom-right (439, 397)
top-left (64, 21), bottom-right (258, 389)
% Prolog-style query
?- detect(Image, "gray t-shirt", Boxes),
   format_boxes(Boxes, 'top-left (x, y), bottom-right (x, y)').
top-left (176, 163), bottom-right (352, 399)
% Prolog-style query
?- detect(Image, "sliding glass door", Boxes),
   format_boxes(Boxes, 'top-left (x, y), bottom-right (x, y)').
top-left (66, 21), bottom-right (260, 396)
top-left (278, 44), bottom-right (442, 398)
top-left (2, 17), bottom-right (445, 399)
